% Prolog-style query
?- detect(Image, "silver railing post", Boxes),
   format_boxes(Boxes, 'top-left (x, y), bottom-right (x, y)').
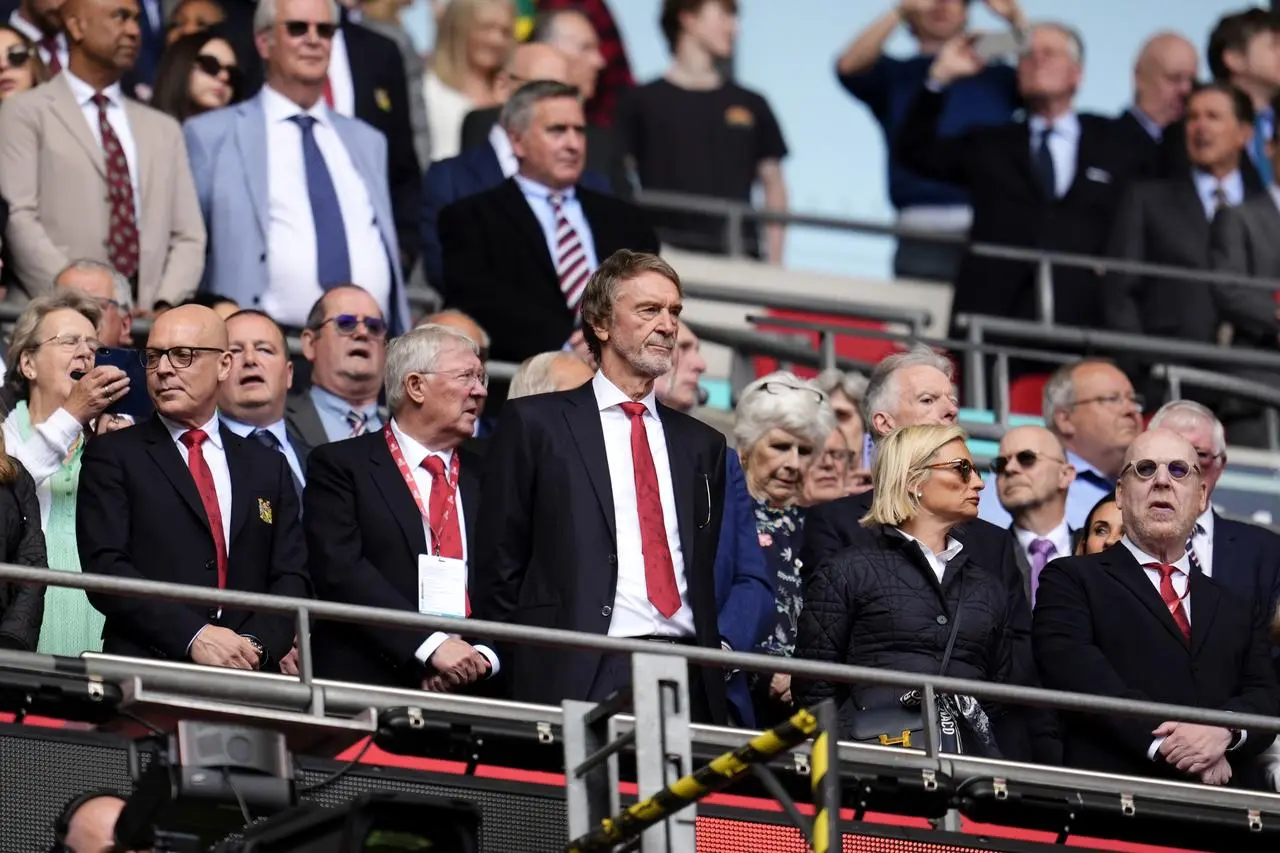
top-left (632, 651), bottom-right (696, 853)
top-left (818, 331), bottom-right (837, 372)
top-left (1267, 408), bottom-right (1280, 453)
top-left (965, 323), bottom-right (987, 411)
top-left (563, 699), bottom-right (622, 840)
top-left (1035, 258), bottom-right (1055, 325)
top-left (993, 352), bottom-right (1012, 428)
top-left (295, 606), bottom-right (321, 716)
top-left (725, 207), bottom-right (745, 258)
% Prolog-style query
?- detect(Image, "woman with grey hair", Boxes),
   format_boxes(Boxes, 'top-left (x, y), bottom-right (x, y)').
top-left (813, 368), bottom-right (871, 494)
top-left (733, 370), bottom-right (836, 726)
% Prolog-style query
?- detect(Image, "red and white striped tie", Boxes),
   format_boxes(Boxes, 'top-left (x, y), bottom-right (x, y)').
top-left (550, 193), bottom-right (591, 311)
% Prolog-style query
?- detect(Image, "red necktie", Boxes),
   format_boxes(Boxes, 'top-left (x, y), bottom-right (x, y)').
top-left (619, 402), bottom-right (680, 618)
top-left (38, 36), bottom-right (60, 74)
top-left (181, 430), bottom-right (227, 589)
top-left (323, 76), bottom-right (334, 109)
top-left (1146, 562), bottom-right (1190, 641)
top-left (423, 455), bottom-right (469, 616)
top-left (92, 93), bottom-right (139, 281)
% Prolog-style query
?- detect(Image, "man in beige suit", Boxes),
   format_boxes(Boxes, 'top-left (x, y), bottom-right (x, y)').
top-left (0, 0), bottom-right (205, 310)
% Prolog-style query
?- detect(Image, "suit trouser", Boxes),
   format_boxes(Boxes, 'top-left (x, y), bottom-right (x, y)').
top-left (586, 637), bottom-right (714, 724)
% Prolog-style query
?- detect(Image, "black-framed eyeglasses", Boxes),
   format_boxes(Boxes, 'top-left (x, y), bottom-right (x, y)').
top-left (1072, 392), bottom-right (1145, 412)
top-left (144, 346), bottom-right (225, 371)
top-left (992, 448), bottom-right (1067, 476)
top-left (36, 333), bottom-right (101, 352)
top-left (1, 45), bottom-right (30, 69)
top-left (423, 369), bottom-right (489, 389)
top-left (921, 458), bottom-right (977, 481)
top-left (283, 20), bottom-right (338, 39)
top-left (193, 53), bottom-right (244, 90)
top-left (1120, 458), bottom-right (1199, 480)
top-left (760, 381), bottom-right (826, 404)
top-left (313, 314), bottom-right (388, 338)
top-left (1193, 448), bottom-right (1226, 467)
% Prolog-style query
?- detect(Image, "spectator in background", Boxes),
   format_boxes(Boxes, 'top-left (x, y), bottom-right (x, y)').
top-left (803, 428), bottom-right (851, 506)
top-left (899, 22), bottom-right (1145, 333)
top-left (981, 358), bottom-right (1141, 529)
top-left (286, 286), bottom-right (387, 447)
top-left (346, 0), bottom-right (432, 168)
top-left (165, 0), bottom-right (226, 45)
top-left (507, 350), bottom-right (594, 399)
top-left (8, 0), bottom-right (65, 73)
top-left (836, 0), bottom-right (1023, 282)
top-left (657, 320), bottom-right (707, 413)
top-left (179, 292), bottom-right (239, 319)
top-left (1106, 82), bottom-right (1258, 391)
top-left (617, 0), bottom-right (789, 263)
top-left (425, 0), bottom-right (513, 162)
top-left (150, 30), bottom-right (242, 122)
top-left (0, 0), bottom-right (207, 307)
top-left (1165, 8), bottom-right (1280, 191)
top-left (1034, 428), bottom-right (1278, 785)
top-left (183, 0), bottom-right (411, 335)
top-left (0, 444), bottom-right (46, 652)
top-left (55, 260), bottom-right (133, 348)
top-left (733, 371), bottom-right (834, 725)
top-left (813, 368), bottom-right (871, 494)
top-left (3, 292), bottom-right (129, 656)
top-left (993, 425), bottom-right (1074, 606)
top-left (540, 0), bottom-right (632, 128)
top-left (1113, 31), bottom-right (1197, 157)
top-left (1074, 491), bottom-right (1121, 556)
top-left (419, 307), bottom-right (492, 433)
top-left (0, 24), bottom-right (49, 99)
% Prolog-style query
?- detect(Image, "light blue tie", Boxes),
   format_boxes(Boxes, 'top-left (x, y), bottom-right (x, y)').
top-left (290, 114), bottom-right (351, 287)
top-left (1254, 110), bottom-right (1274, 187)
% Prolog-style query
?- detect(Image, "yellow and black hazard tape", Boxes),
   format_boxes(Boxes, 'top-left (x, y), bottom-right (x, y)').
top-left (811, 729), bottom-right (832, 853)
top-left (564, 707), bottom-right (821, 853)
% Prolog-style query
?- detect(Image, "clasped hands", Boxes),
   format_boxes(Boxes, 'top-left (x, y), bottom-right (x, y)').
top-left (1154, 721), bottom-right (1234, 786)
top-left (423, 637), bottom-right (490, 692)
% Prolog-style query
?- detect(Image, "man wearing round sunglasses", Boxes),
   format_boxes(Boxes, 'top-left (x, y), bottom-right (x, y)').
top-left (1035, 428), bottom-right (1278, 786)
top-left (994, 425), bottom-right (1075, 606)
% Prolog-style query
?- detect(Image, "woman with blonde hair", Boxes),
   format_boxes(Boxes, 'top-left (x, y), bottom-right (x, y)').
top-left (424, 0), bottom-right (514, 161)
top-left (793, 424), bottom-right (1011, 756)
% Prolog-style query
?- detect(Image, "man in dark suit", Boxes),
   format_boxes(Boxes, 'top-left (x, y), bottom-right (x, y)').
top-left (305, 324), bottom-right (498, 690)
top-left (438, 80), bottom-right (659, 406)
top-left (1107, 82), bottom-right (1258, 401)
top-left (473, 250), bottom-right (729, 723)
top-left (1112, 32), bottom-right (1197, 164)
top-left (992, 425), bottom-right (1075, 606)
top-left (1034, 428), bottom-right (1278, 785)
top-left (77, 305), bottom-right (309, 670)
top-left (801, 345), bottom-right (1058, 763)
top-left (897, 23), bottom-right (1147, 331)
top-left (1149, 400), bottom-right (1280, 632)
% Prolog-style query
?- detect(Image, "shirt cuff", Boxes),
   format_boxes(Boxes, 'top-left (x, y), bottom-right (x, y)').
top-left (1230, 730), bottom-right (1247, 751)
top-left (44, 407), bottom-right (85, 451)
top-left (475, 644), bottom-right (500, 676)
top-left (187, 624), bottom-right (209, 658)
top-left (1149, 736), bottom-right (1165, 761)
top-left (414, 631), bottom-right (450, 666)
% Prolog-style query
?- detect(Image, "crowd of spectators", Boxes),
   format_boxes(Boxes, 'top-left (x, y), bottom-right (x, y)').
top-left (4, 5), bottom-right (1280, 849)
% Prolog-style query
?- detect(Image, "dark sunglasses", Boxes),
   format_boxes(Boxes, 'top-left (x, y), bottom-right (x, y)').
top-left (315, 314), bottom-right (388, 338)
top-left (1121, 458), bottom-right (1198, 480)
top-left (992, 449), bottom-right (1067, 476)
top-left (923, 458), bottom-right (976, 481)
top-left (283, 20), bottom-right (338, 39)
top-left (193, 53), bottom-right (243, 90)
top-left (2, 45), bottom-right (30, 68)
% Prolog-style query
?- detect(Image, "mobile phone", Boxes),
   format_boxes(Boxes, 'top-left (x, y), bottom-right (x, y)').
top-left (95, 347), bottom-right (152, 420)
top-left (971, 30), bottom-right (1021, 63)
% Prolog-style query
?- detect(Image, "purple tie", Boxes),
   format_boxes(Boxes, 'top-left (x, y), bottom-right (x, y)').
top-left (1028, 538), bottom-right (1057, 606)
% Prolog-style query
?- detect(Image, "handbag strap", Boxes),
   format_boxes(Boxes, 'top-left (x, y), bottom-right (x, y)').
top-left (937, 574), bottom-right (964, 677)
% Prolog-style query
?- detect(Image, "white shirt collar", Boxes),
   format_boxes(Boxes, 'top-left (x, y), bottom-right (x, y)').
top-left (262, 83), bottom-right (330, 128)
top-left (1121, 534), bottom-right (1192, 574)
top-left (513, 172), bottom-right (576, 202)
top-left (1195, 507), bottom-right (1214, 540)
top-left (389, 417), bottom-right (453, 470)
top-left (1192, 168), bottom-right (1243, 203)
top-left (592, 370), bottom-right (658, 419)
top-left (1028, 111), bottom-right (1080, 142)
top-left (159, 412), bottom-right (224, 449)
top-left (898, 529), bottom-right (964, 564)
top-left (489, 123), bottom-right (518, 177)
top-left (1013, 517), bottom-right (1071, 557)
top-left (64, 68), bottom-right (124, 109)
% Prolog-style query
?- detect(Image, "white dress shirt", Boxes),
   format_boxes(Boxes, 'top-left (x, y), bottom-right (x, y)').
top-left (260, 85), bottom-right (391, 328)
top-left (1192, 169), bottom-right (1244, 220)
top-left (387, 419), bottom-right (499, 674)
top-left (1013, 518), bottom-right (1072, 569)
top-left (1028, 112), bottom-right (1080, 199)
top-left (1187, 508), bottom-right (1215, 578)
top-left (423, 72), bottom-right (473, 162)
top-left (9, 11), bottom-right (66, 72)
top-left (489, 123), bottom-right (518, 177)
top-left (3, 407), bottom-right (83, 529)
top-left (898, 530), bottom-right (964, 582)
top-left (514, 174), bottom-right (599, 272)
top-left (64, 69), bottom-right (142, 223)
top-left (326, 27), bottom-right (356, 118)
top-left (160, 412), bottom-right (233, 549)
top-left (592, 371), bottom-right (695, 638)
top-left (219, 415), bottom-right (307, 489)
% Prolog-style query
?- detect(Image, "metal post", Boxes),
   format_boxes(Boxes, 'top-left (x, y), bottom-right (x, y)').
top-left (563, 700), bottom-right (620, 839)
top-left (919, 685), bottom-right (941, 759)
top-left (993, 352), bottom-right (1011, 427)
top-left (818, 331), bottom-right (837, 372)
top-left (725, 207), bottom-right (745, 258)
top-left (810, 700), bottom-right (840, 853)
top-left (964, 324), bottom-right (988, 411)
top-left (1166, 372), bottom-right (1182, 402)
top-left (295, 606), bottom-right (322, 716)
top-left (1034, 258), bottom-right (1055, 325)
top-left (631, 651), bottom-right (695, 853)
top-left (1267, 408), bottom-right (1280, 453)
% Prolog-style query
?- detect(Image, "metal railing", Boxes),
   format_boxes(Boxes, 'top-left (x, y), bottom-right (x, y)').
top-left (680, 280), bottom-right (933, 335)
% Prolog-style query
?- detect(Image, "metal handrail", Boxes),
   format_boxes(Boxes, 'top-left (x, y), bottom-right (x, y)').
top-left (684, 321), bottom-right (874, 377)
top-left (681, 280), bottom-right (933, 334)
top-left (1151, 363), bottom-right (1280, 451)
top-left (3, 562), bottom-right (1280, 736)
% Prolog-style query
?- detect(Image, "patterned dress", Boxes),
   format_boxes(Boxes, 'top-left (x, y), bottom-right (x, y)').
top-left (751, 499), bottom-right (805, 726)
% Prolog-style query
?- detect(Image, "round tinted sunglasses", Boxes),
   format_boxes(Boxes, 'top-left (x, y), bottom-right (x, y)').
top-left (314, 313), bottom-right (388, 338)
top-left (1120, 458), bottom-right (1199, 480)
top-left (193, 53), bottom-right (243, 90)
top-left (1, 45), bottom-right (31, 68)
top-left (992, 448), bottom-right (1067, 476)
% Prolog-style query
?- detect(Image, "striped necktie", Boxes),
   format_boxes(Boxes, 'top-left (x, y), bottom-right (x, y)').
top-left (346, 409), bottom-right (369, 438)
top-left (549, 192), bottom-right (590, 311)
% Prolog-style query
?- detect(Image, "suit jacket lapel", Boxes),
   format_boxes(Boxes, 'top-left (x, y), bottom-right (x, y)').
top-left (142, 416), bottom-right (210, 535)
top-left (286, 393), bottom-right (330, 450)
top-left (1103, 550), bottom-right (1189, 646)
top-left (1061, 118), bottom-right (1099, 201)
top-left (1006, 526), bottom-right (1034, 599)
top-left (234, 96), bottom-right (270, 241)
top-left (562, 382), bottom-right (616, 544)
top-left (498, 179), bottom-right (558, 281)
top-left (1171, 174), bottom-right (1212, 242)
top-left (1011, 122), bottom-right (1040, 197)
top-left (458, 445), bottom-right (482, 562)
top-left (124, 101), bottom-right (153, 230)
top-left (470, 144), bottom-right (503, 187)
top-left (1189, 571), bottom-right (1221, 657)
top-left (222, 427), bottom-right (254, 546)
top-left (49, 75), bottom-right (105, 178)
top-left (659, 405), bottom-right (696, 576)
top-left (368, 436), bottom-right (429, 556)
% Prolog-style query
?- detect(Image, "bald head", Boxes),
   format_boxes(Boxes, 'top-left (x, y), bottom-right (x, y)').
top-left (509, 351), bottom-right (594, 398)
top-left (420, 309), bottom-right (489, 355)
top-left (62, 795), bottom-right (126, 853)
top-left (1134, 32), bottom-right (1199, 127)
top-left (1116, 428), bottom-right (1208, 559)
top-left (147, 304), bottom-right (232, 427)
top-left (151, 304), bottom-right (229, 349)
top-left (506, 43), bottom-right (571, 88)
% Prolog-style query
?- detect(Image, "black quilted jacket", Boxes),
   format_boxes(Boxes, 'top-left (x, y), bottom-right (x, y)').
top-left (793, 525), bottom-right (1017, 742)
top-left (0, 460), bottom-right (48, 650)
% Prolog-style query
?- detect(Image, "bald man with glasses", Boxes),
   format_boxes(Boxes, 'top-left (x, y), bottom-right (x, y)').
top-left (994, 425), bottom-right (1076, 605)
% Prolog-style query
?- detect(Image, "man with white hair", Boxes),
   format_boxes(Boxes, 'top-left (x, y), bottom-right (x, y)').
top-left (55, 260), bottom-right (133, 348)
top-left (508, 351), bottom-right (595, 399)
top-left (801, 345), bottom-right (1058, 763)
top-left (304, 323), bottom-right (497, 691)
top-left (1148, 400), bottom-right (1280, 627)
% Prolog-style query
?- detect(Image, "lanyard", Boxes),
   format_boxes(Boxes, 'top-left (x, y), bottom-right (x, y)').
top-left (384, 423), bottom-right (460, 557)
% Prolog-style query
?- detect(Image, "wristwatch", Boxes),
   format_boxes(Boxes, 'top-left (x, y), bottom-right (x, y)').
top-left (241, 635), bottom-right (266, 671)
